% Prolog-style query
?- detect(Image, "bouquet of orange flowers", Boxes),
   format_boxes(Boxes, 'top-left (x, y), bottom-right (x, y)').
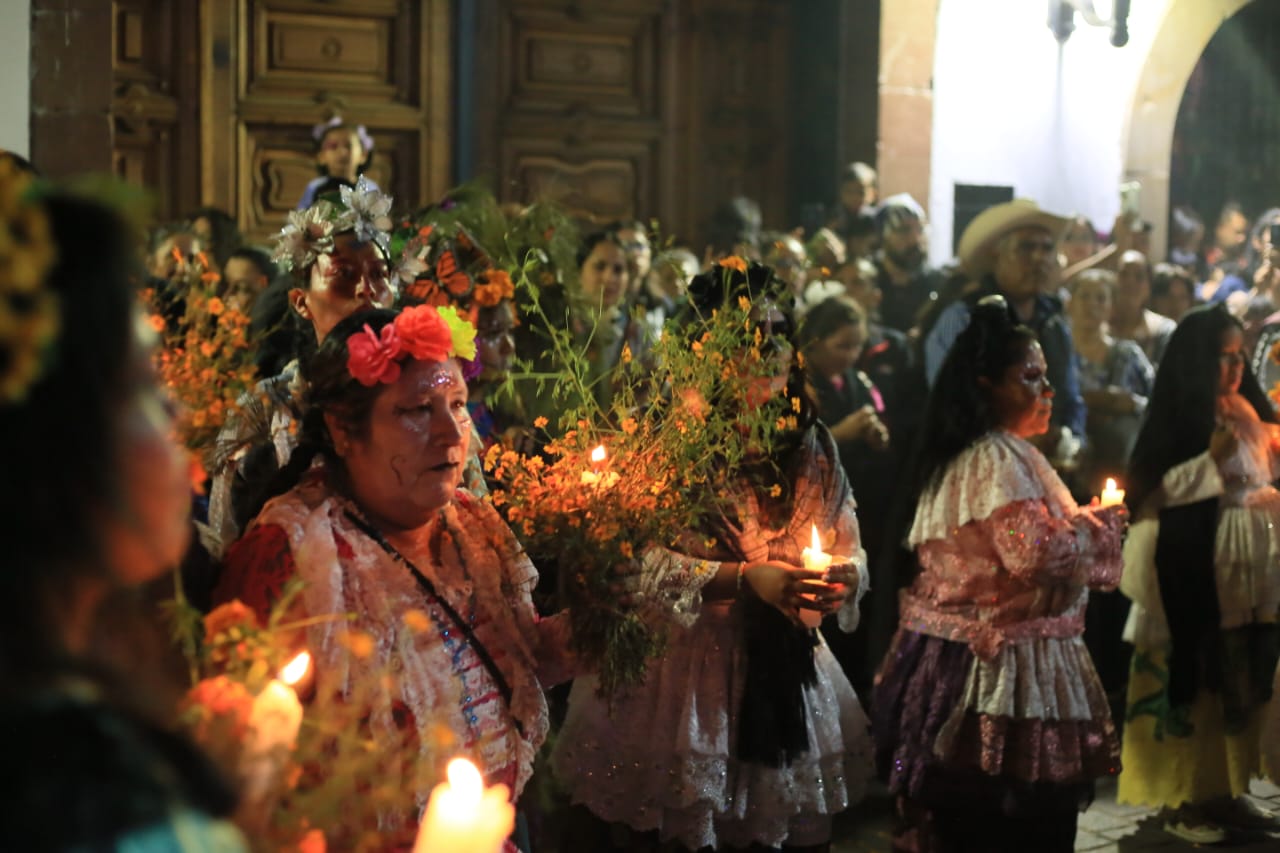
top-left (488, 258), bottom-right (800, 696)
top-left (143, 253), bottom-right (259, 458)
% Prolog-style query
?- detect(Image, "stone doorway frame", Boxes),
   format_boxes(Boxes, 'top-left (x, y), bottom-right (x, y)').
top-left (1123, 0), bottom-right (1253, 261)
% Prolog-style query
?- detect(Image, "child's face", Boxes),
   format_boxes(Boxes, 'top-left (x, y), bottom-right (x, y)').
top-left (318, 129), bottom-right (364, 180)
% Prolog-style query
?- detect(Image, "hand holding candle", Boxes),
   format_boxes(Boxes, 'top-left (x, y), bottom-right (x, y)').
top-left (242, 651), bottom-right (309, 812)
top-left (798, 524), bottom-right (833, 628)
top-left (414, 757), bottom-right (515, 853)
top-left (1099, 477), bottom-right (1126, 508)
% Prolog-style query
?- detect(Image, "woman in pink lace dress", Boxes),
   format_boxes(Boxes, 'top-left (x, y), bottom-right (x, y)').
top-left (872, 297), bottom-right (1127, 852)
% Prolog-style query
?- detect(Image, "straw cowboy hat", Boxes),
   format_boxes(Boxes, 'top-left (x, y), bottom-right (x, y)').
top-left (958, 199), bottom-right (1069, 276)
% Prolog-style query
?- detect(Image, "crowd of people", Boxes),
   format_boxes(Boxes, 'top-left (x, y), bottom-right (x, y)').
top-left (5, 116), bottom-right (1280, 853)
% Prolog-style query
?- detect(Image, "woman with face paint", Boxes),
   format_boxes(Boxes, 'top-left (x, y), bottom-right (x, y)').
top-left (1117, 303), bottom-right (1280, 843)
top-left (213, 305), bottom-right (570, 848)
top-left (206, 179), bottom-right (396, 562)
top-left (872, 298), bottom-right (1128, 852)
top-left (552, 262), bottom-right (873, 853)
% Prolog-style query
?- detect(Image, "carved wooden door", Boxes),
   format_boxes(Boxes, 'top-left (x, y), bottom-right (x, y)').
top-left (111, 0), bottom-right (203, 222)
top-left (202, 0), bottom-right (452, 243)
top-left (468, 0), bottom-right (790, 248)
top-left (111, 0), bottom-right (451, 239)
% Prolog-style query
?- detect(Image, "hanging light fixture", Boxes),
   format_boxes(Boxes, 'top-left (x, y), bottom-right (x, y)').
top-left (1048, 0), bottom-right (1130, 47)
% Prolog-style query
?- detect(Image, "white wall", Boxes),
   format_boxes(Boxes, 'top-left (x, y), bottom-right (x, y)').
top-left (0, 0), bottom-right (29, 156)
top-left (928, 0), bottom-right (1172, 266)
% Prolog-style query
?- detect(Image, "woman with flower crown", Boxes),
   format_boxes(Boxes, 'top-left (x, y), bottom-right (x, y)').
top-left (207, 177), bottom-right (399, 559)
top-left (0, 158), bottom-right (248, 848)
top-left (212, 304), bottom-right (574, 848)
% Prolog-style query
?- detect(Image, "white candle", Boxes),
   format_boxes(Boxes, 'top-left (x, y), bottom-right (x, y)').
top-left (1099, 477), bottom-right (1126, 508)
top-left (579, 443), bottom-right (619, 488)
top-left (415, 757), bottom-right (515, 853)
top-left (798, 524), bottom-right (832, 628)
top-left (242, 651), bottom-right (309, 805)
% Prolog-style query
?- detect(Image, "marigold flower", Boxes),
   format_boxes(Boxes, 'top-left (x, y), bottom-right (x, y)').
top-left (534, 416), bottom-right (549, 429)
top-left (206, 297), bottom-right (225, 317)
top-left (203, 600), bottom-right (260, 644)
top-left (148, 314), bottom-right (167, 333)
top-left (718, 256), bottom-right (747, 273)
top-left (621, 417), bottom-right (638, 435)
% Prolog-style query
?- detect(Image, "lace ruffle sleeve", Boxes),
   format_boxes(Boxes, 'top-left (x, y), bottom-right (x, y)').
top-left (634, 545), bottom-right (722, 629)
top-left (1159, 450), bottom-right (1224, 508)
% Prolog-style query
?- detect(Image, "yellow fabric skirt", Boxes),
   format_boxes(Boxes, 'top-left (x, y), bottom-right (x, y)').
top-left (1117, 647), bottom-right (1269, 807)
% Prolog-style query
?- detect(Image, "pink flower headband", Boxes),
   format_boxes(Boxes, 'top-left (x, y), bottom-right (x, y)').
top-left (346, 305), bottom-right (480, 387)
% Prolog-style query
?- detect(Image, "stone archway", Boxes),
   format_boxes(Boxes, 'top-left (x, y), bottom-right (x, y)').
top-left (1123, 0), bottom-right (1253, 260)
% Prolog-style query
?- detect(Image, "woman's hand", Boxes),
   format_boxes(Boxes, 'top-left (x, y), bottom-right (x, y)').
top-left (742, 561), bottom-right (828, 623)
top-left (819, 561), bottom-right (862, 611)
top-left (832, 406), bottom-right (890, 450)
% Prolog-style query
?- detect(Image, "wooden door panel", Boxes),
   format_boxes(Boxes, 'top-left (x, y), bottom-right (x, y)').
top-left (474, 0), bottom-right (789, 247)
top-left (500, 136), bottom-right (658, 224)
top-left (250, 7), bottom-right (397, 99)
top-left (239, 121), bottom-right (415, 236)
top-left (502, 4), bottom-right (663, 119)
top-left (217, 0), bottom-right (450, 243)
top-left (110, 0), bottom-right (200, 221)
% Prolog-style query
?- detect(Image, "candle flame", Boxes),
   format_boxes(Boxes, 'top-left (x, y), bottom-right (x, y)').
top-left (281, 651), bottom-right (311, 686)
top-left (590, 444), bottom-right (607, 464)
top-left (810, 523), bottom-right (822, 553)
top-left (446, 757), bottom-right (483, 806)
top-left (1105, 478), bottom-right (1117, 491)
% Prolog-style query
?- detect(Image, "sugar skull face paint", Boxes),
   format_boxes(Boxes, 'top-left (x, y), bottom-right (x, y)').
top-left (333, 358), bottom-right (472, 528)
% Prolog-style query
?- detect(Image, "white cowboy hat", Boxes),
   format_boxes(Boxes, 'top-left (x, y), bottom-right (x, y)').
top-left (958, 199), bottom-right (1069, 276)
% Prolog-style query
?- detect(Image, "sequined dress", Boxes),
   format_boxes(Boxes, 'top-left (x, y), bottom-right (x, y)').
top-left (873, 431), bottom-right (1125, 809)
top-left (1118, 392), bottom-right (1280, 807)
top-left (550, 427), bottom-right (874, 850)
top-left (215, 469), bottom-right (574, 809)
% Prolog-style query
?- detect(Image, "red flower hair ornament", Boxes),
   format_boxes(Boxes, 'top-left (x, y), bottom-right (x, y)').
top-left (346, 322), bottom-right (403, 387)
top-left (345, 305), bottom-right (478, 387)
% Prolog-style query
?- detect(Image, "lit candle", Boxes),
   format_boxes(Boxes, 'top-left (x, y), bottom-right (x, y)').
top-left (1099, 477), bottom-right (1126, 508)
top-left (579, 443), bottom-right (619, 488)
top-left (242, 651), bottom-right (309, 805)
top-left (798, 524), bottom-right (832, 628)
top-left (414, 757), bottom-right (515, 853)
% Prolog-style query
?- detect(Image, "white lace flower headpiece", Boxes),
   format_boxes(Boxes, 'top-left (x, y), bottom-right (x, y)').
top-left (272, 176), bottom-right (393, 272)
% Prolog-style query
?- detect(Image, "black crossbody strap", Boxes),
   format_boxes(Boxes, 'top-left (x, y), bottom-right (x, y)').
top-left (343, 511), bottom-right (525, 737)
